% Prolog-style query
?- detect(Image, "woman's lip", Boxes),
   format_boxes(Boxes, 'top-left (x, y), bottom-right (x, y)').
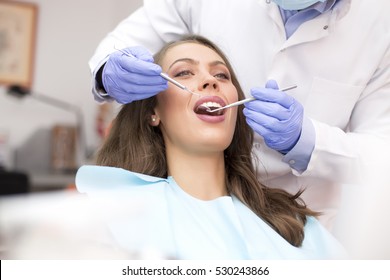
top-left (196, 113), bottom-right (225, 123)
top-left (193, 96), bottom-right (226, 112)
top-left (193, 95), bottom-right (227, 123)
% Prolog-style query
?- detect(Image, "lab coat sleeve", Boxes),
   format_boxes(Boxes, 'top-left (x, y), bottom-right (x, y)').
top-left (88, 0), bottom-right (194, 102)
top-left (282, 117), bottom-right (316, 173)
top-left (301, 41), bottom-right (390, 185)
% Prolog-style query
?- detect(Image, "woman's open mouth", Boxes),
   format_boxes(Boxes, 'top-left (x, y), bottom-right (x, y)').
top-left (194, 96), bottom-right (226, 116)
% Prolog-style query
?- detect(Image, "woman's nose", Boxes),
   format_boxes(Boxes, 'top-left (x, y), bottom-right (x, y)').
top-left (198, 75), bottom-right (218, 92)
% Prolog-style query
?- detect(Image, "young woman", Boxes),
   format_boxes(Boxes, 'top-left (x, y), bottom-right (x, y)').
top-left (76, 35), bottom-right (345, 259)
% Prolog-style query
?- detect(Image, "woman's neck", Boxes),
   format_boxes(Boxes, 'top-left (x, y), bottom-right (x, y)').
top-left (166, 148), bottom-right (227, 200)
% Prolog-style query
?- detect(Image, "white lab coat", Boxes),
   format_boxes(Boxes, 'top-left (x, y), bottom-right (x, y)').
top-left (89, 0), bottom-right (390, 229)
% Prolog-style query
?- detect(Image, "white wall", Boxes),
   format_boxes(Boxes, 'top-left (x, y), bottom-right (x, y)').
top-left (0, 0), bottom-right (143, 168)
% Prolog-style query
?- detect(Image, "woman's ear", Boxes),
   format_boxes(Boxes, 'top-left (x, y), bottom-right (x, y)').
top-left (149, 114), bottom-right (160, 126)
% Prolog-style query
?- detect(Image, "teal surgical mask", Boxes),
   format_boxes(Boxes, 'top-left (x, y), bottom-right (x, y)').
top-left (272, 0), bottom-right (326, 11)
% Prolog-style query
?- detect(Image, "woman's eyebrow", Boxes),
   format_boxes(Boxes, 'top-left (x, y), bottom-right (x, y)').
top-left (209, 60), bottom-right (227, 67)
top-left (168, 58), bottom-right (227, 70)
top-left (168, 58), bottom-right (198, 70)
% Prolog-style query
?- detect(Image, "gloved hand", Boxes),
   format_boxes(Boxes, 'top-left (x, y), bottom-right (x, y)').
top-left (243, 80), bottom-right (303, 153)
top-left (102, 46), bottom-right (168, 104)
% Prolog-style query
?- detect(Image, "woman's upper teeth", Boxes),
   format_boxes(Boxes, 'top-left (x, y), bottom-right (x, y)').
top-left (200, 102), bottom-right (221, 108)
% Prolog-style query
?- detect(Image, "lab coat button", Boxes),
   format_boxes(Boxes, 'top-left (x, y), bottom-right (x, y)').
top-left (323, 25), bottom-right (329, 30)
top-left (289, 159), bottom-right (295, 165)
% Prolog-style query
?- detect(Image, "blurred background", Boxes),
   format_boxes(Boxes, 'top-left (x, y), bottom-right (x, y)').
top-left (0, 0), bottom-right (142, 192)
top-left (0, 0), bottom-right (146, 259)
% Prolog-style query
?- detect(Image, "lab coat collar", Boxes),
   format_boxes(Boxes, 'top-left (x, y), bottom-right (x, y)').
top-left (279, 0), bottom-right (351, 49)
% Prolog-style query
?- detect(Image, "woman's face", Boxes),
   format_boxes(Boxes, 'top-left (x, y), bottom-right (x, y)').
top-left (153, 42), bottom-right (239, 155)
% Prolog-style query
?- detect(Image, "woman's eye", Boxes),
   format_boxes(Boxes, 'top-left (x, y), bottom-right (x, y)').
top-left (174, 70), bottom-right (192, 77)
top-left (215, 73), bottom-right (230, 80)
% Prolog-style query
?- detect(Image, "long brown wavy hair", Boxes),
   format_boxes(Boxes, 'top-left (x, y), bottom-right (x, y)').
top-left (97, 35), bottom-right (318, 247)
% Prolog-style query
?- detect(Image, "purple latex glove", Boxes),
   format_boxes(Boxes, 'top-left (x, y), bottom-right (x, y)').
top-left (243, 80), bottom-right (303, 153)
top-left (102, 46), bottom-right (168, 104)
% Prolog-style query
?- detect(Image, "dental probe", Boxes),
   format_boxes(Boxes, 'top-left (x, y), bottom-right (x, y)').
top-left (114, 46), bottom-right (200, 97)
top-left (206, 85), bottom-right (297, 113)
top-left (159, 73), bottom-right (200, 96)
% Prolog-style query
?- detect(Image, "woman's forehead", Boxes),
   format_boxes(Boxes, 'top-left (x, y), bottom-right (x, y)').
top-left (162, 42), bottom-right (224, 66)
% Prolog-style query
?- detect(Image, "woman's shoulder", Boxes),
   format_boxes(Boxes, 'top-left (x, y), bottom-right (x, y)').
top-left (75, 165), bottom-right (168, 194)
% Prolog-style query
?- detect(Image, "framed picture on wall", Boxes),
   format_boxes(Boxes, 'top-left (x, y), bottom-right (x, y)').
top-left (0, 1), bottom-right (38, 89)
